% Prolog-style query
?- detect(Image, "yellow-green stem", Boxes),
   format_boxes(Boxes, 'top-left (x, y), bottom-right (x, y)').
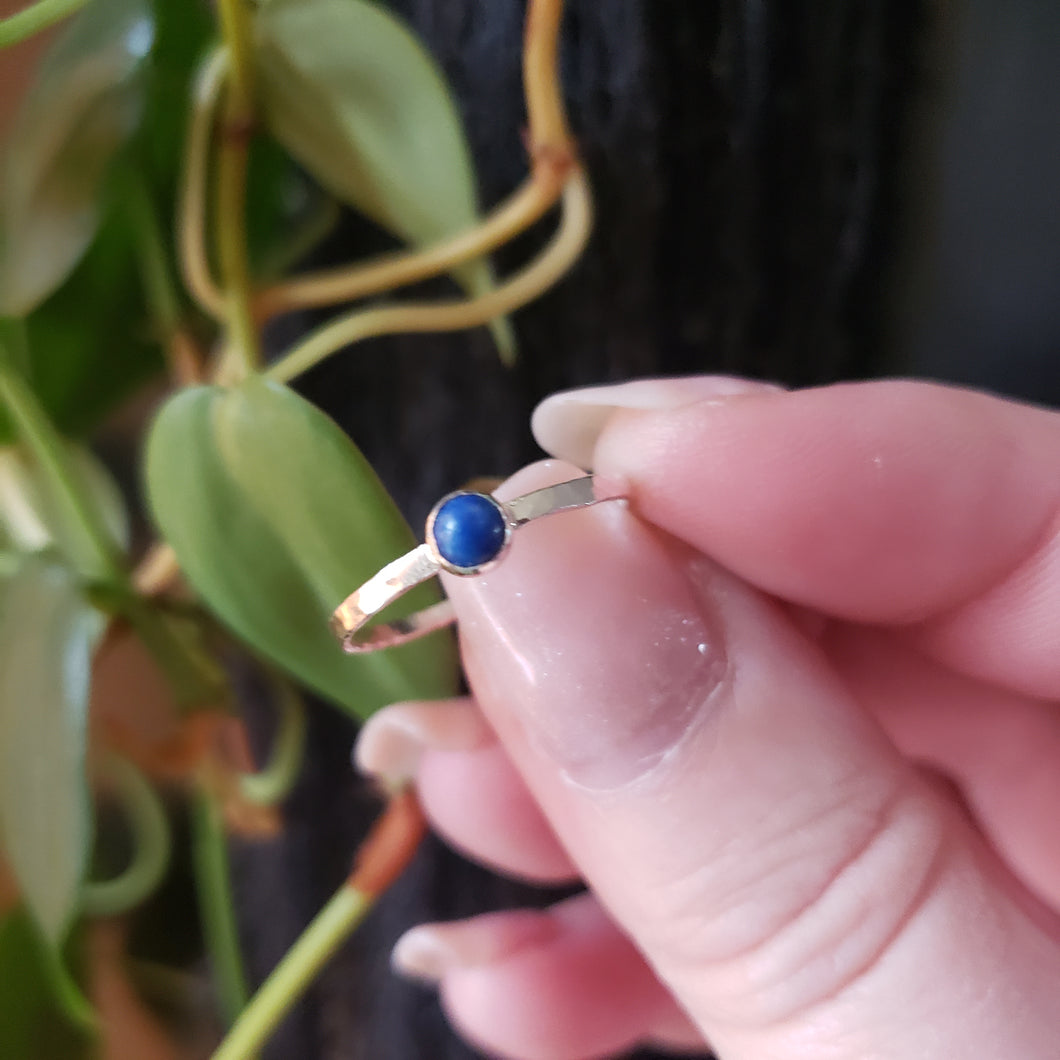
top-left (215, 0), bottom-right (260, 374)
top-left (128, 175), bottom-right (182, 337)
top-left (266, 168), bottom-right (592, 384)
top-left (239, 678), bottom-right (306, 807)
top-left (81, 756), bottom-right (170, 918)
top-left (0, 0), bottom-right (87, 48)
top-left (179, 48), bottom-right (228, 321)
top-left (210, 884), bottom-right (371, 1060)
top-left (192, 789), bottom-right (249, 1025)
top-left (211, 790), bottom-right (424, 1059)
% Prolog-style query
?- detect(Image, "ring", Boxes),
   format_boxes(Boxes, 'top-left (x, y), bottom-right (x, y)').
top-left (331, 475), bottom-right (616, 653)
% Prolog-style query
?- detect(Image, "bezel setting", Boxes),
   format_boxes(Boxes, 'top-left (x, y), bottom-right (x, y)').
top-left (331, 475), bottom-right (606, 654)
top-left (425, 490), bottom-right (513, 576)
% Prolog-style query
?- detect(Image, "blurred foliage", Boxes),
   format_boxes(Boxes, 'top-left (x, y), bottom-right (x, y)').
top-left (0, 907), bottom-right (92, 1059)
top-left (0, 0), bottom-right (152, 317)
top-left (254, 0), bottom-right (514, 359)
top-left (0, 0), bottom-right (535, 1049)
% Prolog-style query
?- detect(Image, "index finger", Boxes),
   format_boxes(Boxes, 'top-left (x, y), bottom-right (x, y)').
top-left (589, 379), bottom-right (1060, 697)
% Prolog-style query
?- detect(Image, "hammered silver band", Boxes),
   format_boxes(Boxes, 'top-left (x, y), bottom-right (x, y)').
top-left (331, 475), bottom-right (609, 653)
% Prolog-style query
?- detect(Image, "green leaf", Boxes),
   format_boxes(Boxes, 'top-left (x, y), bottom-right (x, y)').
top-left (0, 559), bottom-right (104, 943)
top-left (0, 908), bottom-right (93, 1058)
top-left (9, 205), bottom-right (166, 445)
top-left (0, 0), bottom-right (213, 445)
top-left (254, 0), bottom-right (514, 361)
top-left (0, 444), bottom-right (129, 557)
top-left (0, 356), bottom-right (124, 581)
top-left (0, 0), bottom-right (154, 316)
top-left (145, 377), bottom-right (457, 718)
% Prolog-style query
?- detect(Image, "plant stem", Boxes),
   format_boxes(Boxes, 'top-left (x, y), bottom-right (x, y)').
top-left (192, 788), bottom-right (249, 1024)
top-left (213, 887), bottom-right (368, 1060)
top-left (216, 0), bottom-right (254, 116)
top-left (81, 756), bottom-right (171, 918)
top-left (524, 0), bottom-right (571, 151)
top-left (239, 678), bottom-right (306, 807)
top-left (40, 928), bottom-right (98, 1034)
top-left (255, 170), bottom-right (569, 320)
top-left (0, 0), bottom-right (87, 48)
top-left (216, 130), bottom-right (258, 375)
top-left (128, 174), bottom-right (208, 384)
top-left (128, 176), bottom-right (182, 337)
top-left (215, 0), bottom-right (260, 375)
top-left (211, 791), bottom-right (425, 1060)
top-left (266, 167), bottom-right (592, 384)
top-left (179, 49), bottom-right (228, 321)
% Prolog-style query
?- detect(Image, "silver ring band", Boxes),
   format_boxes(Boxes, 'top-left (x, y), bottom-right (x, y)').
top-left (331, 475), bottom-right (614, 653)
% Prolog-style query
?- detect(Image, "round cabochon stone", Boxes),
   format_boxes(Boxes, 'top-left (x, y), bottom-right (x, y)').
top-left (431, 493), bottom-right (507, 569)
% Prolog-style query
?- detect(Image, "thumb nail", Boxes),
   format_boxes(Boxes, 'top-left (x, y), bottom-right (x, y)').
top-left (444, 460), bottom-right (727, 791)
top-left (531, 375), bottom-right (782, 469)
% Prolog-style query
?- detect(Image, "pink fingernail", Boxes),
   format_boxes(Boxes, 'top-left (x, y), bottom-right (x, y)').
top-left (354, 699), bottom-right (492, 786)
top-left (532, 375), bottom-right (782, 469)
top-left (391, 911), bottom-right (558, 984)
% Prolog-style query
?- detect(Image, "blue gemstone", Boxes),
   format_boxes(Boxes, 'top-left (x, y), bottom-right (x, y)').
top-left (432, 493), bottom-right (507, 569)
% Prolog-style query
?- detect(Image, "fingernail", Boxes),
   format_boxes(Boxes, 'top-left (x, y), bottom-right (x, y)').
top-left (531, 375), bottom-right (782, 469)
top-left (445, 461), bottom-right (729, 792)
top-left (354, 699), bottom-right (492, 786)
top-left (392, 910), bottom-right (557, 984)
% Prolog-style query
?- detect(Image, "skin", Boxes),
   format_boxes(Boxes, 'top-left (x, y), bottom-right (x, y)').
top-left (358, 377), bottom-right (1060, 1060)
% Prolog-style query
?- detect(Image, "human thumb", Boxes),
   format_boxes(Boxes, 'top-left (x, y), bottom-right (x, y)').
top-left (441, 458), bottom-right (1060, 1059)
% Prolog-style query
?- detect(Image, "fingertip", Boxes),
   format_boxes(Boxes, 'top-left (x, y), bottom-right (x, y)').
top-left (532, 375), bottom-right (783, 469)
top-left (405, 896), bottom-right (688, 1060)
top-left (392, 908), bottom-right (558, 985)
top-left (354, 698), bottom-right (493, 786)
top-left (593, 379), bottom-right (1060, 624)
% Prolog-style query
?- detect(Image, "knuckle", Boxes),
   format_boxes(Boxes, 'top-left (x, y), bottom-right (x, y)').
top-left (647, 780), bottom-right (951, 1031)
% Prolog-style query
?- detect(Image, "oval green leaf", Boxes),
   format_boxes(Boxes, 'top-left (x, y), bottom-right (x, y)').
top-left (0, 558), bottom-right (104, 943)
top-left (0, 0), bottom-right (154, 316)
top-left (0, 444), bottom-right (128, 557)
top-left (145, 377), bottom-right (457, 718)
top-left (0, 355), bottom-right (126, 580)
top-left (254, 0), bottom-right (513, 360)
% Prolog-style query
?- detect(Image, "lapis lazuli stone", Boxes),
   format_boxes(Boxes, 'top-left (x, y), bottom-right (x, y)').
top-left (432, 493), bottom-right (506, 569)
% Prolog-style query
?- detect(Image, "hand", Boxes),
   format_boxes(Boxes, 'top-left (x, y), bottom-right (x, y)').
top-left (356, 377), bottom-right (1060, 1060)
